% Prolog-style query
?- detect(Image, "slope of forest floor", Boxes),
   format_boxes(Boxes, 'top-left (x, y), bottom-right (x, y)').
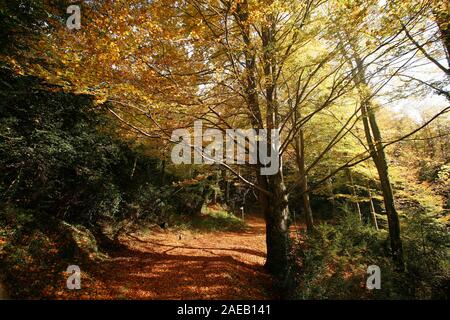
top-left (58, 215), bottom-right (276, 300)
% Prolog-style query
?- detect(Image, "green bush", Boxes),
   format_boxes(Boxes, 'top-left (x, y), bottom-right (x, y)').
top-left (294, 211), bottom-right (450, 299)
top-left (402, 213), bottom-right (450, 298)
top-left (182, 206), bottom-right (247, 232)
top-left (0, 68), bottom-right (163, 227)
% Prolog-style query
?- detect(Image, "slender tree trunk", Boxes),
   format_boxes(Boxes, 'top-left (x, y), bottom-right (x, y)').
top-left (425, 126), bottom-right (435, 157)
top-left (437, 122), bottom-right (446, 158)
top-left (299, 175), bottom-right (314, 231)
top-left (368, 105), bottom-right (403, 262)
top-left (362, 99), bottom-right (404, 270)
top-left (372, 147), bottom-right (404, 270)
top-left (221, 169), bottom-right (230, 205)
top-left (351, 50), bottom-right (405, 270)
top-left (327, 168), bottom-right (336, 215)
top-left (160, 159), bottom-right (166, 185)
top-left (130, 156), bottom-right (138, 180)
top-left (367, 184), bottom-right (379, 230)
top-left (294, 130), bottom-right (314, 231)
top-left (346, 168), bottom-right (362, 222)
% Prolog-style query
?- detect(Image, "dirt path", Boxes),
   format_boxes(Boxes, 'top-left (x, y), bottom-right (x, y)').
top-left (70, 215), bottom-right (275, 299)
top-left (0, 281), bottom-right (9, 300)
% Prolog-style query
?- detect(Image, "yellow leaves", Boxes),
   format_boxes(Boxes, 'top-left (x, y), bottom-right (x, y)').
top-left (189, 30), bottom-right (200, 40)
top-left (94, 95), bottom-right (108, 105)
top-left (5, 57), bottom-right (25, 75)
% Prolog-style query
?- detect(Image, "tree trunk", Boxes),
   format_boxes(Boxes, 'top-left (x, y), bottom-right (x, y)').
top-left (432, 1), bottom-right (450, 65)
top-left (360, 99), bottom-right (404, 270)
top-left (221, 169), bottom-right (230, 205)
top-left (236, 0), bottom-right (292, 284)
top-left (257, 172), bottom-right (291, 278)
top-left (160, 159), bottom-right (166, 185)
top-left (351, 49), bottom-right (405, 271)
top-left (373, 150), bottom-right (404, 270)
top-left (367, 184), bottom-right (379, 230)
top-left (327, 168), bottom-right (336, 215)
top-left (299, 175), bottom-right (314, 231)
top-left (346, 168), bottom-right (362, 222)
top-left (362, 95), bottom-right (404, 269)
top-left (294, 130), bottom-right (314, 231)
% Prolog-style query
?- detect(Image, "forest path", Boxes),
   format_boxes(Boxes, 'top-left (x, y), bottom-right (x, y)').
top-left (76, 215), bottom-right (276, 299)
top-left (0, 281), bottom-right (9, 300)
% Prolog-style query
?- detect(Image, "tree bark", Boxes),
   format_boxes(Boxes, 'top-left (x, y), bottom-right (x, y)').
top-left (372, 146), bottom-right (404, 270)
top-left (160, 159), bottom-right (166, 185)
top-left (352, 50), bottom-right (405, 271)
top-left (221, 169), bottom-right (230, 205)
top-left (257, 172), bottom-right (291, 277)
top-left (294, 130), bottom-right (314, 231)
top-left (362, 99), bottom-right (404, 271)
top-left (236, 0), bottom-right (292, 282)
top-left (346, 168), bottom-right (362, 222)
top-left (432, 1), bottom-right (450, 65)
top-left (367, 184), bottom-right (379, 230)
top-left (327, 168), bottom-right (336, 215)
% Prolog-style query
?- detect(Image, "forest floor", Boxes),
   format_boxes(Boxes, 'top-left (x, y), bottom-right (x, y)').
top-left (61, 215), bottom-right (279, 300)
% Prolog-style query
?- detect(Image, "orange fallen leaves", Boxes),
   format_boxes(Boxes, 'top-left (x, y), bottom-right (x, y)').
top-left (57, 215), bottom-right (275, 300)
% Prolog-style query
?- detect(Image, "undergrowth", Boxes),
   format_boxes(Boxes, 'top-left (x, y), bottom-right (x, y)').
top-left (294, 211), bottom-right (450, 299)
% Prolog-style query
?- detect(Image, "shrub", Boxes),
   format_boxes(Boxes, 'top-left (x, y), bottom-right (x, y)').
top-left (294, 210), bottom-right (450, 299)
top-left (402, 213), bottom-right (450, 298)
top-left (0, 204), bottom-right (104, 298)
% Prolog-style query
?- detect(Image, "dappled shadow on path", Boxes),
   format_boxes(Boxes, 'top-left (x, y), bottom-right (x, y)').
top-left (77, 216), bottom-right (274, 299)
top-left (126, 234), bottom-right (267, 259)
